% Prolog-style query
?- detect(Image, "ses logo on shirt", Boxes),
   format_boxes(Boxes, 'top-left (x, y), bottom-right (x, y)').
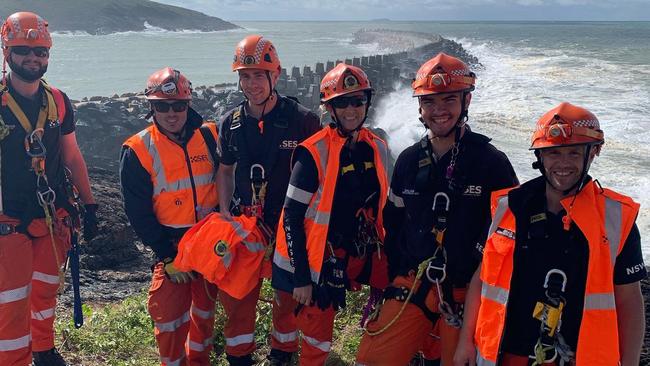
top-left (279, 140), bottom-right (298, 149)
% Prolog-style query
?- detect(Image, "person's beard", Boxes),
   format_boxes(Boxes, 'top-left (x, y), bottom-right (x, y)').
top-left (8, 57), bottom-right (48, 82)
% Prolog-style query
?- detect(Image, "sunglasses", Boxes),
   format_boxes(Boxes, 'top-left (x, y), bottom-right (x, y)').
top-left (152, 101), bottom-right (188, 113)
top-left (330, 95), bottom-right (368, 109)
top-left (11, 46), bottom-right (50, 58)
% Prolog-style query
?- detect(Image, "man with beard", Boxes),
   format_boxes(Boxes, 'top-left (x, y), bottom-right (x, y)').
top-left (0, 12), bottom-right (98, 366)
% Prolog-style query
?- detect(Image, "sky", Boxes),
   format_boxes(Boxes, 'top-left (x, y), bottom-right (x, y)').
top-left (152, 0), bottom-right (650, 21)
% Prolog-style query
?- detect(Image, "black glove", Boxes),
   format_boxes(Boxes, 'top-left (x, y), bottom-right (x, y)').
top-left (314, 256), bottom-right (348, 311)
top-left (82, 203), bottom-right (99, 241)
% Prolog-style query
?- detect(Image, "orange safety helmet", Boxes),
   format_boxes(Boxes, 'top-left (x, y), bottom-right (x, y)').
top-left (412, 53), bottom-right (475, 97)
top-left (232, 35), bottom-right (281, 73)
top-left (530, 102), bottom-right (604, 150)
top-left (320, 63), bottom-right (373, 103)
top-left (1, 12), bottom-right (52, 54)
top-left (144, 67), bottom-right (192, 101)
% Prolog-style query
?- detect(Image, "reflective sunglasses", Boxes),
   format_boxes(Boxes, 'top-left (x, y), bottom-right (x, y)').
top-left (11, 46), bottom-right (50, 58)
top-left (330, 95), bottom-right (368, 109)
top-left (152, 101), bottom-right (188, 113)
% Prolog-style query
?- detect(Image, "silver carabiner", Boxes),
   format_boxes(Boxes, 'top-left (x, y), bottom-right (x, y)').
top-left (250, 163), bottom-right (265, 181)
top-left (432, 192), bottom-right (450, 212)
top-left (544, 269), bottom-right (567, 292)
top-left (426, 246), bottom-right (447, 283)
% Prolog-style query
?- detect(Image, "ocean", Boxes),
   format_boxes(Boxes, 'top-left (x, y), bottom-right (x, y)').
top-left (46, 21), bottom-right (650, 260)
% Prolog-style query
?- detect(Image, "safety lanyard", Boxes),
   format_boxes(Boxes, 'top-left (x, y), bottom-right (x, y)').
top-left (426, 192), bottom-right (450, 283)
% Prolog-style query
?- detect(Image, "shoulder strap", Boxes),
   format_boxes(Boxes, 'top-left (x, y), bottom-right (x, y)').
top-left (47, 85), bottom-right (66, 122)
top-left (227, 104), bottom-right (245, 156)
top-left (40, 80), bottom-right (65, 123)
top-left (414, 136), bottom-right (433, 192)
top-left (199, 124), bottom-right (219, 167)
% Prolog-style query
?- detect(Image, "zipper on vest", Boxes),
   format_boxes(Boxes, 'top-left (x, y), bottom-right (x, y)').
top-left (182, 144), bottom-right (199, 223)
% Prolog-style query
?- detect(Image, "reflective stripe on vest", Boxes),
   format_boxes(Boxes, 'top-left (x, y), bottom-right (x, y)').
top-left (475, 181), bottom-right (640, 366)
top-left (274, 127), bottom-right (389, 284)
top-left (123, 123), bottom-right (219, 228)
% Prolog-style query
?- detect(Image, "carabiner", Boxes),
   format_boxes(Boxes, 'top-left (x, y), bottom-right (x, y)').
top-left (25, 129), bottom-right (47, 158)
top-left (426, 247), bottom-right (447, 283)
top-left (544, 269), bottom-right (567, 292)
top-left (432, 192), bottom-right (450, 212)
top-left (250, 163), bottom-right (265, 182)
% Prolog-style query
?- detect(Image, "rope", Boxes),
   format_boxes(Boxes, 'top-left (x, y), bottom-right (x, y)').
top-left (364, 256), bottom-right (433, 336)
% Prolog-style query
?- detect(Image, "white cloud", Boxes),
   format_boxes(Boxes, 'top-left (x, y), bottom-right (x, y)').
top-left (152, 0), bottom-right (650, 20)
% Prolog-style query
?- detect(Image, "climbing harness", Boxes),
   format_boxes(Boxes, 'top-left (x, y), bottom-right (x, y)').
top-left (365, 192), bottom-right (456, 335)
top-left (354, 192), bottom-right (382, 259)
top-left (4, 83), bottom-right (65, 292)
top-left (530, 269), bottom-right (574, 366)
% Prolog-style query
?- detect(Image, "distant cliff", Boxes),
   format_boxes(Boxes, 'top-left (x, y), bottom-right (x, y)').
top-left (0, 0), bottom-right (239, 34)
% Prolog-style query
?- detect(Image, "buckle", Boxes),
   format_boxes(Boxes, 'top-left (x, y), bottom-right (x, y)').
top-left (0, 223), bottom-right (16, 236)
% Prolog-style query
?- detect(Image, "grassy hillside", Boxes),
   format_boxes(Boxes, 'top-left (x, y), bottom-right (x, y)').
top-left (0, 0), bottom-right (239, 34)
top-left (55, 282), bottom-right (368, 365)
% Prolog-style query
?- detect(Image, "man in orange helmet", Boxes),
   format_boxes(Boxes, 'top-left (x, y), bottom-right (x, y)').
top-left (120, 67), bottom-right (219, 366)
top-left (454, 103), bottom-right (645, 366)
top-left (0, 12), bottom-right (97, 366)
top-left (355, 53), bottom-right (518, 366)
top-left (216, 35), bottom-right (320, 365)
top-left (273, 63), bottom-right (389, 365)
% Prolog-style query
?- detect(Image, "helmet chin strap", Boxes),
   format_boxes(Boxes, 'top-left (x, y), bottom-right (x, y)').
top-left (533, 144), bottom-right (594, 196)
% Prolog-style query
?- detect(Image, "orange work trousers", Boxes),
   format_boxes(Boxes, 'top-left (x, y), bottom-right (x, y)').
top-left (0, 213), bottom-right (71, 366)
top-left (217, 280), bottom-right (264, 358)
top-left (356, 275), bottom-right (465, 366)
top-left (271, 290), bottom-right (336, 366)
top-left (148, 263), bottom-right (218, 366)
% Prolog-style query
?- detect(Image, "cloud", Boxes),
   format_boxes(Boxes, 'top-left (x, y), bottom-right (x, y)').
top-left (152, 0), bottom-right (650, 20)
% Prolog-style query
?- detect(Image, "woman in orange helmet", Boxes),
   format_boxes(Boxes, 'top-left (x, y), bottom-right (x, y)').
top-left (455, 103), bottom-right (645, 366)
top-left (272, 63), bottom-right (390, 365)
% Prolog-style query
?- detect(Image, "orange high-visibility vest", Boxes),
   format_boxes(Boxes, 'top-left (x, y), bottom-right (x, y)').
top-left (475, 180), bottom-right (639, 366)
top-left (123, 123), bottom-right (219, 228)
top-left (273, 127), bottom-right (389, 284)
top-left (173, 212), bottom-right (268, 299)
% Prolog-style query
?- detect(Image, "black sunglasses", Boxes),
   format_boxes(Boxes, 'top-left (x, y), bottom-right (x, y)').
top-left (330, 95), bottom-right (368, 109)
top-left (11, 46), bottom-right (50, 58)
top-left (152, 101), bottom-right (188, 113)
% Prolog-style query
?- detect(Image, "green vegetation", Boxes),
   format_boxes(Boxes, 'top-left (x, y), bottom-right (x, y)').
top-left (0, 0), bottom-right (239, 34)
top-left (55, 282), bottom-right (372, 365)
